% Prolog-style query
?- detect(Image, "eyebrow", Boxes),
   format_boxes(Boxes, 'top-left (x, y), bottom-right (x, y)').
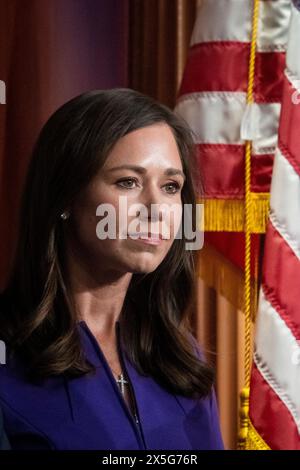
top-left (106, 164), bottom-right (186, 181)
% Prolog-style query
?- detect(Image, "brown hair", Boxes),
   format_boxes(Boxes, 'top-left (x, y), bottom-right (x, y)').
top-left (0, 88), bottom-right (214, 398)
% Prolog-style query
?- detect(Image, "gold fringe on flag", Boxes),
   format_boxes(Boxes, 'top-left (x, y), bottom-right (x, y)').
top-left (200, 194), bottom-right (270, 234)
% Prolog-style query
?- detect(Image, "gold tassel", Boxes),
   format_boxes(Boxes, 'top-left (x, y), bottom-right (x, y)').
top-left (238, 387), bottom-right (250, 449)
top-left (245, 420), bottom-right (271, 450)
top-left (199, 194), bottom-right (270, 234)
top-left (238, 387), bottom-right (270, 449)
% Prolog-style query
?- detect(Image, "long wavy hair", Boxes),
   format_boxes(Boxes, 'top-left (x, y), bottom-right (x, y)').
top-left (0, 88), bottom-right (214, 398)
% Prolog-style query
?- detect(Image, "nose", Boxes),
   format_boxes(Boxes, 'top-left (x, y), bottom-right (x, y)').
top-left (136, 183), bottom-right (169, 223)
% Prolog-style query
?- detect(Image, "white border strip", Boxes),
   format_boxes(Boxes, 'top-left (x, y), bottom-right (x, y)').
top-left (255, 288), bottom-right (300, 434)
top-left (286, 1), bottom-right (300, 80)
top-left (270, 147), bottom-right (300, 260)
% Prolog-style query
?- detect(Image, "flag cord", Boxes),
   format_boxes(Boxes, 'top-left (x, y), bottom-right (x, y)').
top-left (238, 0), bottom-right (260, 449)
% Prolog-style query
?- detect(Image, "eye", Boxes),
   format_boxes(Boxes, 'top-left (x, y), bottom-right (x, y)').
top-left (116, 178), bottom-right (138, 189)
top-left (163, 182), bottom-right (182, 194)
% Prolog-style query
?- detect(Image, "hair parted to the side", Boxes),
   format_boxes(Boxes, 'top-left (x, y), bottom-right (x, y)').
top-left (0, 88), bottom-right (214, 398)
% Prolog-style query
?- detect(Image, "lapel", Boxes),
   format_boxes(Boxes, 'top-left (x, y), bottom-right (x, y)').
top-left (66, 322), bottom-right (145, 449)
top-left (119, 325), bottom-right (201, 450)
top-left (75, 320), bottom-right (205, 450)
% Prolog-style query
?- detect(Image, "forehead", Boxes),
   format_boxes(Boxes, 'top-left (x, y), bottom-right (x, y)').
top-left (102, 123), bottom-right (183, 169)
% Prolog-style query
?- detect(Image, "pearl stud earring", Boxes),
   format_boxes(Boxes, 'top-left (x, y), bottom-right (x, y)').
top-left (60, 211), bottom-right (70, 220)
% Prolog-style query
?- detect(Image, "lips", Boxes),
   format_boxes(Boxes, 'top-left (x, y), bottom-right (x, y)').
top-left (128, 232), bottom-right (163, 240)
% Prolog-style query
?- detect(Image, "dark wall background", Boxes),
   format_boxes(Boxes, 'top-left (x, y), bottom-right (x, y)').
top-left (0, 0), bottom-right (129, 288)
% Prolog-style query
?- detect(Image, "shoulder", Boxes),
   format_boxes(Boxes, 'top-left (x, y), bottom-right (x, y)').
top-left (0, 355), bottom-right (66, 449)
top-left (0, 351), bottom-right (29, 391)
top-left (0, 405), bottom-right (10, 449)
top-left (0, 355), bottom-right (38, 425)
top-left (0, 353), bottom-right (67, 410)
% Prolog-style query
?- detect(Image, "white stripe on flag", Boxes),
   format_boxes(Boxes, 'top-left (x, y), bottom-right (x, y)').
top-left (175, 92), bottom-right (280, 150)
top-left (286, 1), bottom-right (300, 80)
top-left (191, 0), bottom-right (291, 52)
top-left (251, 103), bottom-right (281, 154)
top-left (269, 147), bottom-right (300, 260)
top-left (254, 289), bottom-right (300, 433)
top-left (175, 92), bottom-right (246, 144)
top-left (259, 0), bottom-right (291, 52)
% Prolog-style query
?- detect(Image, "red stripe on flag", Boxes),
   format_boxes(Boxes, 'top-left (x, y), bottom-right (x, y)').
top-left (178, 42), bottom-right (285, 103)
top-left (278, 74), bottom-right (300, 175)
top-left (251, 153), bottom-right (274, 192)
top-left (255, 51), bottom-right (286, 103)
top-left (262, 221), bottom-right (300, 339)
top-left (250, 362), bottom-right (300, 450)
top-left (196, 144), bottom-right (273, 196)
top-left (179, 42), bottom-right (249, 95)
top-left (205, 232), bottom-right (260, 277)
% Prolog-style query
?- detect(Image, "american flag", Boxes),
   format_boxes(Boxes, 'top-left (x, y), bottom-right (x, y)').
top-left (248, 0), bottom-right (300, 449)
top-left (174, 0), bottom-right (296, 449)
top-left (175, 0), bottom-right (291, 232)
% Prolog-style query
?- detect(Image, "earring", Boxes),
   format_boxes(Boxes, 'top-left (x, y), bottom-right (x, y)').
top-left (60, 211), bottom-right (70, 220)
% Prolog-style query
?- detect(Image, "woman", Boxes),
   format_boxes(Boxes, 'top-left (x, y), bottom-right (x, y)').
top-left (0, 88), bottom-right (224, 450)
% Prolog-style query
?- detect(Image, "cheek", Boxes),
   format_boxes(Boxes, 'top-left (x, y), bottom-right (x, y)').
top-left (173, 205), bottom-right (183, 235)
top-left (70, 186), bottom-right (182, 268)
top-left (73, 186), bottom-right (120, 239)
top-left (69, 212), bottom-right (98, 256)
top-left (161, 204), bottom-right (183, 240)
top-left (71, 215), bottom-right (125, 265)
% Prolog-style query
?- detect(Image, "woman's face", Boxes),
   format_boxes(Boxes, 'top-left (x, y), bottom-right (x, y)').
top-left (68, 123), bottom-right (185, 274)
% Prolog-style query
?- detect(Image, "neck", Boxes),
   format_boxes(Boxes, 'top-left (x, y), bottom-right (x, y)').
top-left (64, 242), bottom-right (133, 341)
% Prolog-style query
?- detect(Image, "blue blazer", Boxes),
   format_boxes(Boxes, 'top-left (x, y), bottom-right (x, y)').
top-left (0, 321), bottom-right (224, 450)
top-left (0, 406), bottom-right (10, 450)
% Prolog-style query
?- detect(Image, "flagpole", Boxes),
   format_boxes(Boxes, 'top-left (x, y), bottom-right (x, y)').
top-left (238, 0), bottom-right (260, 450)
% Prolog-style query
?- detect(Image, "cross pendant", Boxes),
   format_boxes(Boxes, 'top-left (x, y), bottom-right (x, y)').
top-left (116, 373), bottom-right (129, 395)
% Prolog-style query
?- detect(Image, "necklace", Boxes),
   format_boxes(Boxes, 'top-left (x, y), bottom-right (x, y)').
top-left (111, 368), bottom-right (139, 423)
top-left (115, 372), bottom-right (129, 396)
top-left (112, 318), bottom-right (139, 424)
top-left (109, 363), bottom-right (129, 395)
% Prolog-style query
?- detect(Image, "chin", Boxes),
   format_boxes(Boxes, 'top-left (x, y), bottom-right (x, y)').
top-left (130, 264), bottom-right (159, 274)
top-left (125, 258), bottom-right (162, 274)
